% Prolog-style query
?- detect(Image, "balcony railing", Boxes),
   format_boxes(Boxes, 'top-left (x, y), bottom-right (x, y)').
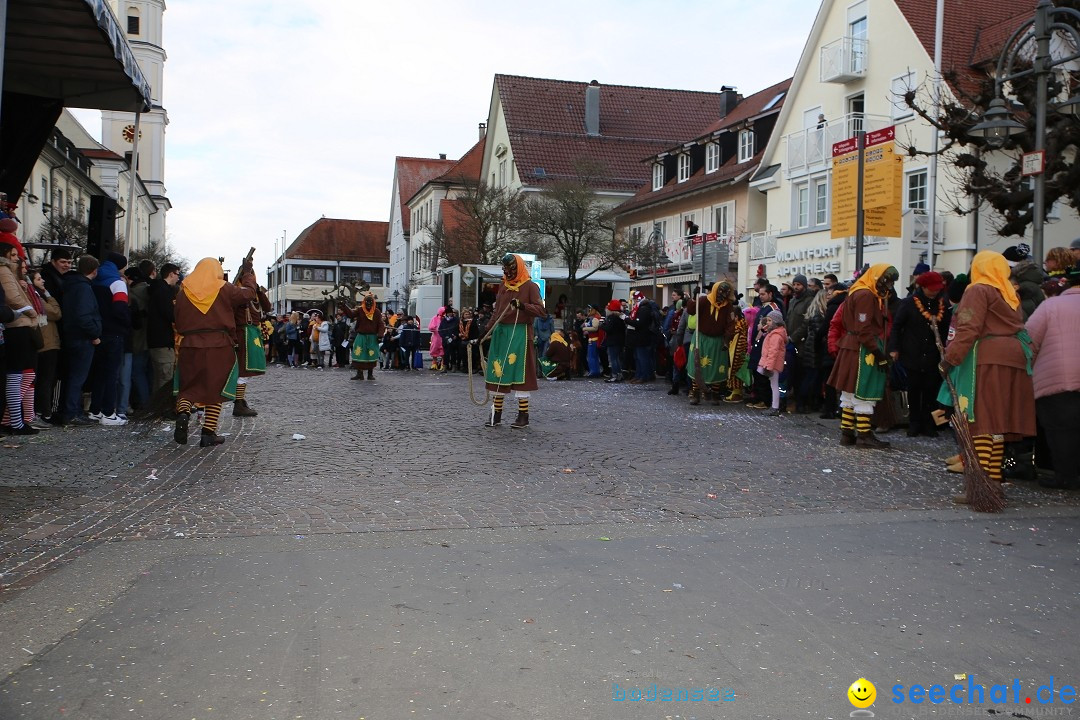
top-left (746, 230), bottom-right (778, 261)
top-left (820, 36), bottom-right (868, 83)
top-left (784, 113), bottom-right (891, 178)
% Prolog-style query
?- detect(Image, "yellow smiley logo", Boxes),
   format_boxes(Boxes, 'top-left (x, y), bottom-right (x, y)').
top-left (848, 678), bottom-right (876, 709)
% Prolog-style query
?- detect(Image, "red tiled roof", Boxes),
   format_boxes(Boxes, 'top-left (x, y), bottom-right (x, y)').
top-left (436, 136), bottom-right (485, 184)
top-left (80, 148), bottom-right (124, 161)
top-left (285, 218), bottom-right (390, 262)
top-left (495, 74), bottom-right (734, 192)
top-left (693, 78), bottom-right (792, 139)
top-left (616, 149), bottom-right (764, 216)
top-left (895, 0), bottom-right (1030, 99)
top-left (616, 80), bottom-right (792, 215)
top-left (395, 157), bottom-right (456, 234)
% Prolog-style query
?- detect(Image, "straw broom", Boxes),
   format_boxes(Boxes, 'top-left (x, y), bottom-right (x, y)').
top-left (929, 317), bottom-right (1005, 512)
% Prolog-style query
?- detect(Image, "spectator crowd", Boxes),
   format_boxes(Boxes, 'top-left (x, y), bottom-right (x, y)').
top-left (2, 228), bottom-right (1078, 491)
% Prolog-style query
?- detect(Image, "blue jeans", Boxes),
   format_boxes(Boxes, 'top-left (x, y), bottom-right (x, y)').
top-left (586, 341), bottom-right (602, 376)
top-left (89, 335), bottom-right (124, 416)
top-left (635, 345), bottom-right (655, 381)
top-left (130, 350), bottom-right (151, 409)
top-left (117, 352), bottom-right (133, 415)
top-left (62, 340), bottom-right (95, 419)
top-left (607, 344), bottom-right (623, 378)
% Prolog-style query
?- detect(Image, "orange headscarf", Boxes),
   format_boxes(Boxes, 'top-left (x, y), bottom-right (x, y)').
top-left (502, 254), bottom-right (530, 291)
top-left (970, 250), bottom-right (1020, 310)
top-left (182, 257), bottom-right (225, 315)
top-left (848, 263), bottom-right (898, 301)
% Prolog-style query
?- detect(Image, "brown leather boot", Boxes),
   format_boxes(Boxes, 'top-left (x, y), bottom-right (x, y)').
top-left (510, 412), bottom-right (530, 429)
top-left (232, 399), bottom-right (258, 417)
top-left (367, 368), bottom-right (374, 380)
top-left (840, 428), bottom-right (856, 446)
top-left (689, 388), bottom-right (701, 406)
top-left (351, 370), bottom-right (363, 380)
top-left (856, 430), bottom-right (891, 449)
top-left (485, 409), bottom-right (502, 427)
top-left (200, 430), bottom-right (225, 447)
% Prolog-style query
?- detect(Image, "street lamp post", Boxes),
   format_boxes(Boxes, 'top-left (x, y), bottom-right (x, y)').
top-left (648, 223), bottom-right (671, 302)
top-left (970, 0), bottom-right (1080, 264)
top-left (392, 289), bottom-right (401, 313)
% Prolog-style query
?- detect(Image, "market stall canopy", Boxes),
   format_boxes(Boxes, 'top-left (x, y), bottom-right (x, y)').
top-left (1, 0), bottom-right (152, 205)
top-left (4, 0), bottom-right (152, 112)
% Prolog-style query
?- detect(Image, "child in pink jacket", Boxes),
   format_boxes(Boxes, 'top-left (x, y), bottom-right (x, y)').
top-left (757, 310), bottom-right (788, 417)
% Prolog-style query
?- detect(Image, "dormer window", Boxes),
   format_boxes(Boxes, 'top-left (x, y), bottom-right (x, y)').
top-left (738, 129), bottom-right (755, 163)
top-left (652, 163), bottom-right (664, 191)
top-left (705, 142), bottom-right (720, 173)
top-left (677, 153), bottom-right (691, 183)
top-left (127, 6), bottom-right (140, 35)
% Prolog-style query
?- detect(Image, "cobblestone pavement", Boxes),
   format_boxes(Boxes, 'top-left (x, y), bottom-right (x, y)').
top-left (2, 363), bottom-right (1077, 595)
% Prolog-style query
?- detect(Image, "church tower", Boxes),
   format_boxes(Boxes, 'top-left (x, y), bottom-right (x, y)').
top-left (101, 0), bottom-right (171, 249)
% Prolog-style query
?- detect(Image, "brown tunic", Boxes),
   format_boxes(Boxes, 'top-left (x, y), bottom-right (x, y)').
top-left (687, 296), bottom-right (738, 341)
top-left (827, 289), bottom-right (887, 394)
top-left (544, 338), bottom-right (572, 376)
top-left (346, 305), bottom-right (384, 369)
top-left (175, 281), bottom-right (254, 405)
top-left (233, 281), bottom-right (271, 378)
top-left (486, 279), bottom-right (545, 392)
top-left (943, 284), bottom-right (1035, 438)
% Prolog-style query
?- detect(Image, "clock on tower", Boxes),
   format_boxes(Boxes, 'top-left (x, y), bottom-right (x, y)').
top-left (122, 124), bottom-right (143, 143)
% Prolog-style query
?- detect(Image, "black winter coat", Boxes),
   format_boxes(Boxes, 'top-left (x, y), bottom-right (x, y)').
top-left (886, 291), bottom-right (951, 372)
top-left (146, 278), bottom-right (178, 349)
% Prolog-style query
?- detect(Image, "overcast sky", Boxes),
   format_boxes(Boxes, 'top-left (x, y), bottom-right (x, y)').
top-left (73, 0), bottom-right (821, 273)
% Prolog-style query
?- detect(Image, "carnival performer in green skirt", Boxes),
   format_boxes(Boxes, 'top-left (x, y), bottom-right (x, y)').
top-left (347, 293), bottom-right (384, 380)
top-left (483, 254), bottom-right (545, 428)
top-left (826, 263), bottom-right (898, 448)
top-left (687, 280), bottom-right (740, 405)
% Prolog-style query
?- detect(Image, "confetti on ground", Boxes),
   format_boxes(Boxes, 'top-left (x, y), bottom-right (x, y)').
top-left (598, 537), bottom-right (611, 541)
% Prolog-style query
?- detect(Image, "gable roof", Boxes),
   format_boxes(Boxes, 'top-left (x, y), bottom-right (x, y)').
top-left (436, 136), bottom-right (486, 184)
top-left (405, 137), bottom-right (488, 209)
top-left (616, 79), bottom-right (792, 216)
top-left (285, 218), bottom-right (390, 263)
top-left (895, 0), bottom-right (1030, 99)
top-left (494, 74), bottom-right (735, 192)
top-left (394, 157), bottom-right (456, 234)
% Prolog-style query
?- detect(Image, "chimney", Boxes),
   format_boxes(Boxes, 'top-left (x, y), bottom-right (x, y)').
top-left (585, 80), bottom-right (600, 136)
top-left (439, 153), bottom-right (447, 160)
top-left (478, 122), bottom-right (487, 139)
top-left (719, 85), bottom-right (739, 118)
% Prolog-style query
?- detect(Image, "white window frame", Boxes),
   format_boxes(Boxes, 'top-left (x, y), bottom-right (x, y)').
top-left (652, 163), bottom-right (664, 191)
top-left (705, 142), bottom-right (720, 173)
top-left (793, 174), bottom-right (830, 231)
top-left (814, 177), bottom-right (829, 226)
top-left (891, 70), bottom-right (917, 120)
top-left (714, 202), bottom-right (734, 238)
top-left (498, 159), bottom-right (507, 187)
top-left (906, 168), bottom-right (928, 212)
top-left (796, 184), bottom-right (810, 229)
top-left (738, 129), bottom-right (755, 163)
top-left (677, 153), bottom-right (691, 183)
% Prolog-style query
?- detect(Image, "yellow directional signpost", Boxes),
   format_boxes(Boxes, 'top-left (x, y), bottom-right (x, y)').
top-left (830, 126), bottom-right (903, 268)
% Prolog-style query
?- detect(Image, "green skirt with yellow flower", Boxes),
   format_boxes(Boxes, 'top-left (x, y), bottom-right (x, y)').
top-left (485, 323), bottom-right (529, 389)
top-left (688, 333), bottom-right (729, 385)
top-left (351, 333), bottom-right (380, 368)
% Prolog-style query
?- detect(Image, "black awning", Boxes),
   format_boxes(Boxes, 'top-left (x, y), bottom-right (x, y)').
top-left (4, 0), bottom-right (152, 112)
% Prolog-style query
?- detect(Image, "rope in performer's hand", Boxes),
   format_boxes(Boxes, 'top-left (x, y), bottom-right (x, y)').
top-left (466, 301), bottom-right (519, 407)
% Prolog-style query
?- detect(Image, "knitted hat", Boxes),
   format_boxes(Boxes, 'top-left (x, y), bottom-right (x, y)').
top-left (913, 262), bottom-right (930, 276)
top-left (766, 310), bottom-right (784, 325)
top-left (0, 218), bottom-right (17, 234)
top-left (915, 271), bottom-right (945, 292)
top-left (792, 273), bottom-right (808, 286)
top-left (632, 290), bottom-right (644, 300)
top-left (1002, 244), bottom-right (1030, 262)
top-left (1070, 238), bottom-right (1080, 250)
top-left (606, 299), bottom-right (622, 312)
top-left (106, 251), bottom-right (128, 269)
